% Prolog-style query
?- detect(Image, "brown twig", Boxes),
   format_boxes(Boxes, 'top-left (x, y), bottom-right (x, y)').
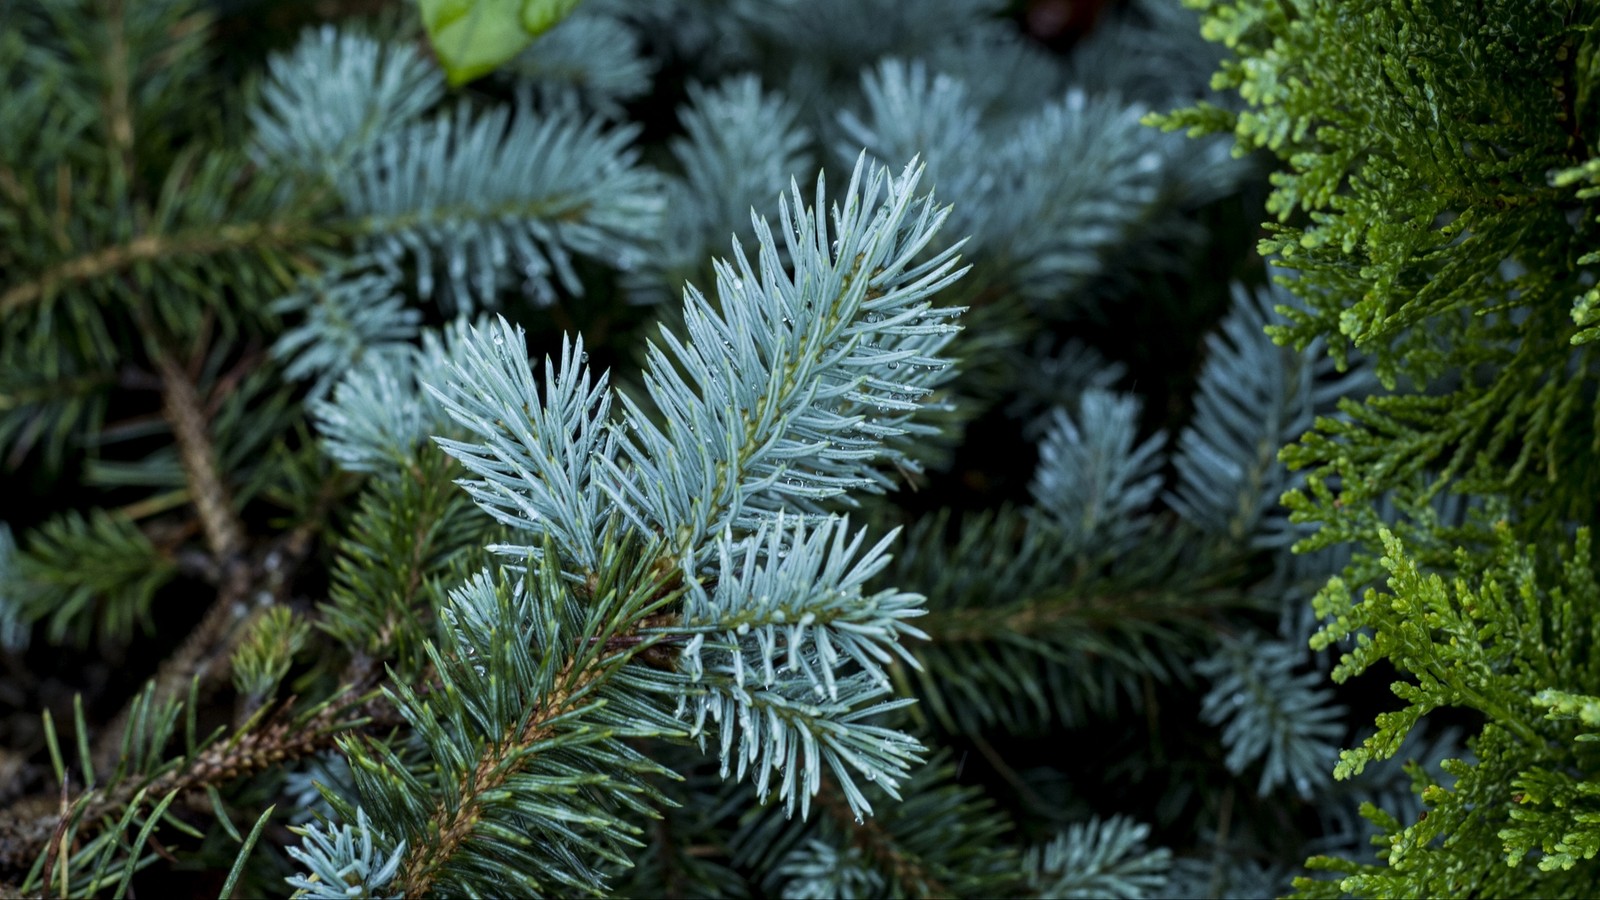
top-left (0, 699), bottom-right (370, 878)
top-left (152, 349), bottom-right (246, 562)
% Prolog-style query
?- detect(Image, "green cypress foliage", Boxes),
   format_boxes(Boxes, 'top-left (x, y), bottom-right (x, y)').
top-left (1156, 0), bottom-right (1600, 894)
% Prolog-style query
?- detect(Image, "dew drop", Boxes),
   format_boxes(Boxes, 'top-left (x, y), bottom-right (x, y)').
top-left (864, 769), bottom-right (877, 782)
top-left (492, 332), bottom-right (504, 346)
top-left (888, 361), bottom-right (898, 369)
top-left (580, 351), bottom-right (590, 364)
top-left (854, 815), bottom-right (864, 826)
top-left (732, 278), bottom-right (745, 291)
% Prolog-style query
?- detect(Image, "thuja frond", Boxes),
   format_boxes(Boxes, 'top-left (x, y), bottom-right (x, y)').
top-left (1160, 1), bottom-right (1600, 561)
top-left (1294, 728), bottom-right (1584, 899)
top-left (1312, 524), bottom-right (1594, 778)
top-left (1501, 691), bottom-right (1600, 871)
top-left (1310, 724), bottom-right (1464, 858)
top-left (1292, 525), bottom-right (1600, 895)
top-left (1160, 1), bottom-right (1580, 374)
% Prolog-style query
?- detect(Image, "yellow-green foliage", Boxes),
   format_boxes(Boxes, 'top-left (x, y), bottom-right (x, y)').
top-left (1160, 1), bottom-right (1600, 894)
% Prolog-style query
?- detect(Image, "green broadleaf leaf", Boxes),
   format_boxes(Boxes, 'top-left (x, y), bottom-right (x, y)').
top-left (522, 0), bottom-right (583, 35)
top-left (419, 0), bottom-right (583, 86)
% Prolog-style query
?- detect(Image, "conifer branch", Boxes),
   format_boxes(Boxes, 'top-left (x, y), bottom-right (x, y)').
top-left (0, 221), bottom-right (320, 314)
top-left (396, 656), bottom-right (600, 897)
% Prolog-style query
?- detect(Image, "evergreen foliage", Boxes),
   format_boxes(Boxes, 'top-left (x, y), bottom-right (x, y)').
top-left (1, 0), bottom-right (1529, 897)
top-left (1155, 0), bottom-right (1600, 894)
